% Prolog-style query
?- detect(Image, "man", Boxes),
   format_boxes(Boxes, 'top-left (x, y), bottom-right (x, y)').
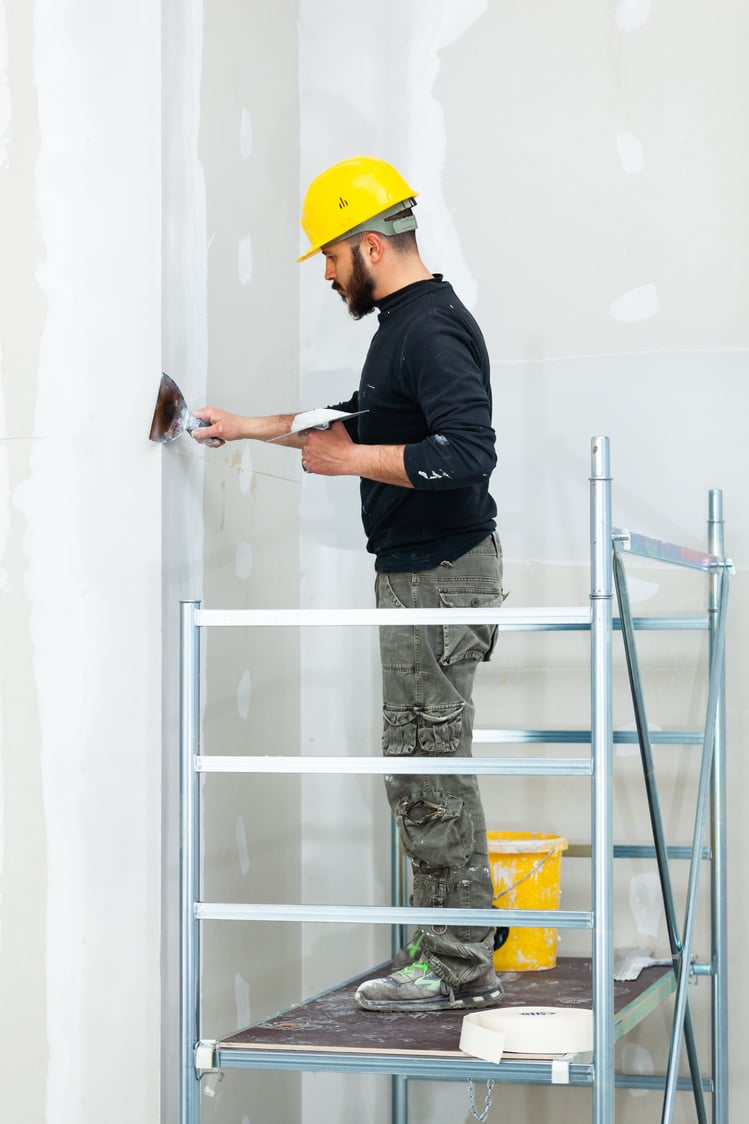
top-left (192, 156), bottom-right (506, 1013)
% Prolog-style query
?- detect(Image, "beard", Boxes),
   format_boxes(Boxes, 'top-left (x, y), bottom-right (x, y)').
top-left (332, 243), bottom-right (376, 320)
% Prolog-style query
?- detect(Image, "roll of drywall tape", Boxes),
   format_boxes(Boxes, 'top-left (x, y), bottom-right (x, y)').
top-left (459, 1006), bottom-right (593, 1063)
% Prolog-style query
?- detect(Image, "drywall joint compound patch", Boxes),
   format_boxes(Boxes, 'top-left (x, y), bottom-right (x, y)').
top-left (610, 283), bottom-right (659, 323)
top-left (615, 0), bottom-right (652, 33)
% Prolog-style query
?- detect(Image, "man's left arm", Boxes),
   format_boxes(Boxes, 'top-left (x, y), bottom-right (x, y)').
top-left (302, 321), bottom-right (494, 489)
top-left (301, 422), bottom-right (411, 487)
top-left (399, 324), bottom-right (496, 490)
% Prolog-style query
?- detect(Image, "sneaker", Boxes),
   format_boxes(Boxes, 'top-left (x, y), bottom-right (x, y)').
top-left (390, 928), bottom-right (426, 971)
top-left (355, 959), bottom-right (504, 1013)
top-left (392, 924), bottom-right (510, 971)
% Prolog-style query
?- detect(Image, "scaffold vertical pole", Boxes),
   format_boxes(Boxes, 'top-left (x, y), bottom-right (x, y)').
top-left (391, 817), bottom-right (409, 1124)
top-left (180, 601), bottom-right (202, 1124)
top-left (590, 438), bottom-right (614, 1124)
top-left (708, 491), bottom-right (728, 1124)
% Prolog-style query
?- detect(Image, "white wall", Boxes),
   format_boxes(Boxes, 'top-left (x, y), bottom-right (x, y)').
top-left (0, 3), bottom-right (162, 1122)
top-left (297, 2), bottom-right (748, 1123)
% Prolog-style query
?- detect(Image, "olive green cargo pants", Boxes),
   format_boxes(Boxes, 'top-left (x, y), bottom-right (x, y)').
top-left (375, 533), bottom-right (504, 987)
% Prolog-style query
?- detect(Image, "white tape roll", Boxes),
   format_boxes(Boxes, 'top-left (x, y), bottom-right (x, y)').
top-left (460, 1006), bottom-right (593, 1062)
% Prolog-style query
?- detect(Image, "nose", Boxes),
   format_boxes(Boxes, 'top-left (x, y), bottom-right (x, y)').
top-left (324, 258), bottom-right (335, 282)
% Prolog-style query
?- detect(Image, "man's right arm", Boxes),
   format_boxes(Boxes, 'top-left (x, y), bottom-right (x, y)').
top-left (190, 407), bottom-right (304, 448)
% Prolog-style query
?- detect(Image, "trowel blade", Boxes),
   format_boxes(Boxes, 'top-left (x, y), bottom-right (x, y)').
top-left (149, 372), bottom-right (191, 443)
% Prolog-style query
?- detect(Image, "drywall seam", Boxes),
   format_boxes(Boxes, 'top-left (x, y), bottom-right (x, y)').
top-left (403, 0), bottom-right (488, 311)
top-left (490, 345), bottom-right (749, 367)
top-left (160, 2), bottom-right (209, 1120)
top-left (0, 1), bottom-right (7, 947)
top-left (0, 1), bottom-right (8, 168)
top-left (0, 3), bottom-right (48, 1120)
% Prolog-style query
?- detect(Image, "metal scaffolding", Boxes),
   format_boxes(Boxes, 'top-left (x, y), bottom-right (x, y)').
top-left (178, 436), bottom-right (731, 1124)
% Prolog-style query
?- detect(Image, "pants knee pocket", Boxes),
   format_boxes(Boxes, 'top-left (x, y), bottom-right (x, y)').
top-left (382, 703), bottom-right (464, 756)
top-left (394, 789), bottom-right (475, 868)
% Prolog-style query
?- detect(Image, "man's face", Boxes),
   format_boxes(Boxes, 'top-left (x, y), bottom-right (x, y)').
top-left (322, 239), bottom-right (376, 320)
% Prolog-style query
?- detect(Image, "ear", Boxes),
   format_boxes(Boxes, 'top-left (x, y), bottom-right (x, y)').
top-left (361, 231), bottom-right (385, 264)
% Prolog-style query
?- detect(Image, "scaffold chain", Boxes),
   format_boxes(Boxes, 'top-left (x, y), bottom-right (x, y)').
top-left (467, 1078), bottom-right (494, 1121)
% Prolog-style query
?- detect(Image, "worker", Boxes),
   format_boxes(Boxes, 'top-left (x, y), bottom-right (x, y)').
top-left (192, 156), bottom-right (506, 1013)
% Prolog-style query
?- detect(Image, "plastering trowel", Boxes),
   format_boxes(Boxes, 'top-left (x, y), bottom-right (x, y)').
top-left (267, 406), bottom-right (368, 442)
top-left (148, 373), bottom-right (224, 447)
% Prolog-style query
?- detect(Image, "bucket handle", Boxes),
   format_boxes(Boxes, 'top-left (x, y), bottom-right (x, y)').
top-left (491, 843), bottom-right (564, 906)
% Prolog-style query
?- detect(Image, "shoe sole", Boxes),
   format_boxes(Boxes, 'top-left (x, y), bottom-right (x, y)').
top-left (355, 980), bottom-right (504, 1013)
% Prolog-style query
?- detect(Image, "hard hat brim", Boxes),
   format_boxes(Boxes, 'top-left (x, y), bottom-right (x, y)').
top-left (296, 243), bottom-right (322, 263)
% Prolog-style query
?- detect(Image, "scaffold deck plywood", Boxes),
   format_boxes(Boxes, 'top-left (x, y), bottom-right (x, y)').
top-left (220, 957), bottom-right (674, 1059)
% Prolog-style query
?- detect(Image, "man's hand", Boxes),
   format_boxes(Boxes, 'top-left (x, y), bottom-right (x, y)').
top-left (190, 407), bottom-right (245, 444)
top-left (301, 421), bottom-right (358, 475)
top-left (302, 423), bottom-right (412, 487)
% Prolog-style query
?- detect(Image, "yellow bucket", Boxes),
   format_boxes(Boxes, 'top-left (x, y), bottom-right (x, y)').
top-left (487, 830), bottom-right (568, 971)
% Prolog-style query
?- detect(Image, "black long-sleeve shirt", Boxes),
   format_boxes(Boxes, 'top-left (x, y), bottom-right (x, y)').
top-left (332, 276), bottom-right (497, 572)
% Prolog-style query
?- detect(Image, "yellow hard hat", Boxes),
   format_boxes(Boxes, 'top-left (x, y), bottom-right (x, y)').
top-left (297, 156), bottom-right (418, 262)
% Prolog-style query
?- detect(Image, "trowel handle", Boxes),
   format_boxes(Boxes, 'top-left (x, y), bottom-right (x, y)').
top-left (186, 415), bottom-right (225, 447)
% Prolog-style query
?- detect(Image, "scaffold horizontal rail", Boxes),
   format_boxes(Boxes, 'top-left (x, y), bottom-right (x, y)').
top-left (473, 729), bottom-right (703, 745)
top-left (566, 844), bottom-right (712, 861)
top-left (214, 1047), bottom-right (597, 1083)
top-left (211, 1046), bottom-right (713, 1090)
top-left (191, 605), bottom-right (708, 632)
top-left (195, 754), bottom-right (594, 776)
top-left (617, 616), bottom-right (708, 631)
top-left (194, 606), bottom-right (591, 629)
top-left (613, 528), bottom-right (734, 574)
top-left (195, 902), bottom-right (594, 928)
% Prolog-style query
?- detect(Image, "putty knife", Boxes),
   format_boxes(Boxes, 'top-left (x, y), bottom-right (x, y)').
top-left (149, 373), bottom-right (224, 446)
top-left (614, 946), bottom-right (675, 981)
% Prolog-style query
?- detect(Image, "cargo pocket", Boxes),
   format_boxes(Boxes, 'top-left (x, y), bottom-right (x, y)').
top-left (437, 587), bottom-right (503, 666)
top-left (382, 704), bottom-right (464, 757)
top-left (395, 790), bottom-right (475, 867)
